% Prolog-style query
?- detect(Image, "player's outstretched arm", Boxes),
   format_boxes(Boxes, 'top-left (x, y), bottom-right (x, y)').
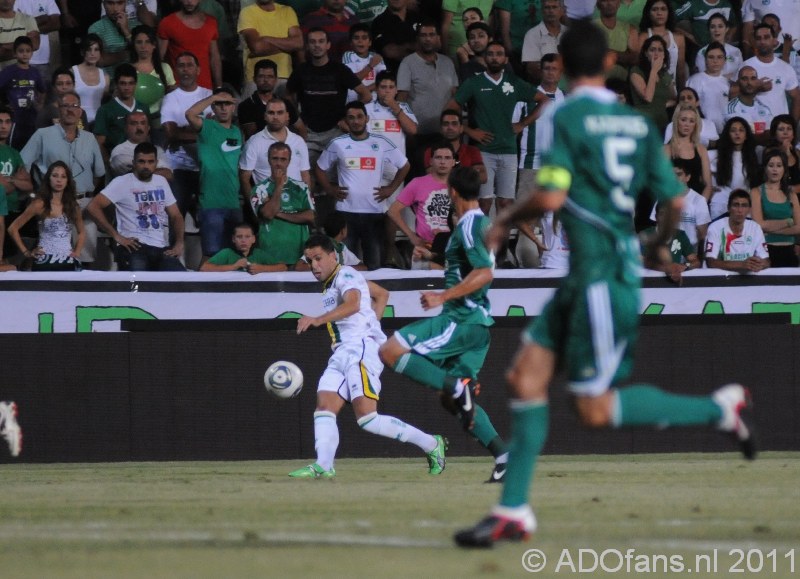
top-left (420, 267), bottom-right (492, 310)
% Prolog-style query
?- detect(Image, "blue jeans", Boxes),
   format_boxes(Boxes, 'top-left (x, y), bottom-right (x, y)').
top-left (115, 243), bottom-right (186, 271)
top-left (198, 207), bottom-right (243, 256)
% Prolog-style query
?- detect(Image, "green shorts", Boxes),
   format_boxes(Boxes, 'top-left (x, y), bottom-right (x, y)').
top-left (526, 278), bottom-right (639, 396)
top-left (395, 315), bottom-right (491, 379)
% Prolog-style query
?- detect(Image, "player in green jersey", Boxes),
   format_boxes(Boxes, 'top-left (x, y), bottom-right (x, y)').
top-left (379, 165), bottom-right (509, 482)
top-left (455, 20), bottom-right (757, 548)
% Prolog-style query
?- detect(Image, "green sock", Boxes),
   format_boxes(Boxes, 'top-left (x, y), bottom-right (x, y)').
top-left (469, 405), bottom-right (506, 456)
top-left (393, 353), bottom-right (447, 391)
top-left (500, 401), bottom-right (549, 508)
top-left (615, 385), bottom-right (722, 427)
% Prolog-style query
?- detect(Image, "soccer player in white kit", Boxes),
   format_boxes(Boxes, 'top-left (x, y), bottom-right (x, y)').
top-left (289, 234), bottom-right (447, 478)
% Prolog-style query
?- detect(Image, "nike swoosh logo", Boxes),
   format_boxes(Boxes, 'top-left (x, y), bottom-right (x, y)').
top-left (462, 392), bottom-right (473, 412)
top-left (221, 143), bottom-right (241, 152)
top-left (492, 466), bottom-right (506, 481)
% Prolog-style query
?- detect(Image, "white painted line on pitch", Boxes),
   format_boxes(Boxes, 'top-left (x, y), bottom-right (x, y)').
top-left (0, 524), bottom-right (446, 548)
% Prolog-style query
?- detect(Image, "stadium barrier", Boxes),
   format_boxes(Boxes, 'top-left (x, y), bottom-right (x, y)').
top-left (2, 269), bottom-right (800, 332)
top-left (1, 315), bottom-right (797, 463)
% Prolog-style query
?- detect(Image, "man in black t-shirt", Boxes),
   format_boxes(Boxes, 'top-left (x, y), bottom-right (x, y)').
top-left (286, 27), bottom-right (371, 216)
top-left (370, 0), bottom-right (421, 72)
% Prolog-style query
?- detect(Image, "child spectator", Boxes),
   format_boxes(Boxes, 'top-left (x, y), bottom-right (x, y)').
top-left (200, 222), bottom-right (286, 273)
top-left (641, 202), bottom-right (700, 283)
top-left (342, 23), bottom-right (386, 103)
top-left (0, 36), bottom-right (44, 150)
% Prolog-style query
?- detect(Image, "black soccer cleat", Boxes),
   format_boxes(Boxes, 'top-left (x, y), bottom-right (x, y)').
top-left (454, 510), bottom-right (536, 549)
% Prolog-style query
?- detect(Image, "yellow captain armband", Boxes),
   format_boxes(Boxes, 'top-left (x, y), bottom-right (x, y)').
top-left (536, 165), bottom-right (571, 192)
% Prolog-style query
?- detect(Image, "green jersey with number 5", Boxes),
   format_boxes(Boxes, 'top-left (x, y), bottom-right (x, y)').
top-left (543, 86), bottom-right (683, 284)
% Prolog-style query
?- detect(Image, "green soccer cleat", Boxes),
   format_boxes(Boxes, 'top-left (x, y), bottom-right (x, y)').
top-left (426, 435), bottom-right (448, 475)
top-left (288, 463), bottom-right (336, 479)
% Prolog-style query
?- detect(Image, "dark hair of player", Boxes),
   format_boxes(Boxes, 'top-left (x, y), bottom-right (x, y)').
top-left (448, 166), bottom-right (481, 200)
top-left (305, 233), bottom-right (336, 253)
top-left (558, 20), bottom-right (608, 78)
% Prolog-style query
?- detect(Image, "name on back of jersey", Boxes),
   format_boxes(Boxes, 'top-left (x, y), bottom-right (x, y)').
top-left (584, 115), bottom-right (648, 136)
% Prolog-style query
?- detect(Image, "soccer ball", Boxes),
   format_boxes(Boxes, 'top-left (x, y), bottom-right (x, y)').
top-left (264, 361), bottom-right (304, 399)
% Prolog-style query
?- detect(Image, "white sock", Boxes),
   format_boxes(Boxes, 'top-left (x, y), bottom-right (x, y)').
top-left (451, 378), bottom-right (465, 398)
top-left (314, 410), bottom-right (339, 471)
top-left (357, 412), bottom-right (437, 452)
top-left (495, 452), bottom-right (509, 465)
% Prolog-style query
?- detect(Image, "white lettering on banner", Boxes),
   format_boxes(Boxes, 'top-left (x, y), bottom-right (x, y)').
top-left (0, 270), bottom-right (799, 333)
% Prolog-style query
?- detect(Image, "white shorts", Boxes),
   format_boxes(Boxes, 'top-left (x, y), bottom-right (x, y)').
top-left (318, 338), bottom-right (383, 402)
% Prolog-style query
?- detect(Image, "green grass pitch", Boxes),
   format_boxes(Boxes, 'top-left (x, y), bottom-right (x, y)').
top-left (1, 453), bottom-right (798, 578)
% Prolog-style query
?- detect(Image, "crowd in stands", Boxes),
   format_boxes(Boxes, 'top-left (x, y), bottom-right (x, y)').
top-left (0, 0), bottom-right (799, 275)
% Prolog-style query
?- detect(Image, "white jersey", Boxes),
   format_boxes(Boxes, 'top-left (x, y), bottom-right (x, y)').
top-left (322, 265), bottom-right (386, 348)
top-left (686, 71), bottom-right (731, 133)
top-left (695, 43), bottom-right (742, 81)
top-left (649, 188), bottom-right (711, 248)
top-left (317, 133), bottom-right (408, 214)
top-left (539, 211), bottom-right (570, 269)
top-left (725, 97), bottom-right (772, 135)
top-left (239, 128), bottom-right (310, 183)
top-left (705, 217), bottom-right (769, 262)
top-left (343, 50), bottom-right (386, 102)
top-left (365, 95), bottom-right (417, 151)
top-left (102, 173), bottom-right (177, 248)
top-left (741, 56), bottom-right (798, 118)
top-left (741, 0), bottom-right (800, 45)
top-left (160, 86), bottom-right (213, 171)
